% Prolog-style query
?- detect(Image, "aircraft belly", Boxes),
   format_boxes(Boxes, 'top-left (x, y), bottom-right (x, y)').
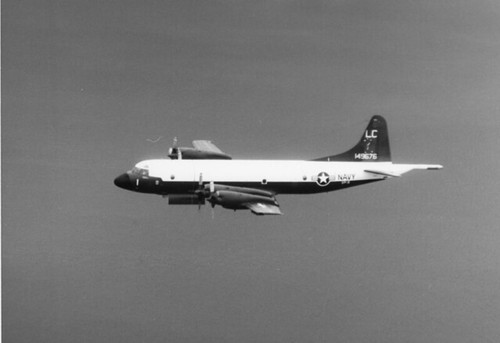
top-left (155, 179), bottom-right (380, 195)
top-left (266, 179), bottom-right (380, 194)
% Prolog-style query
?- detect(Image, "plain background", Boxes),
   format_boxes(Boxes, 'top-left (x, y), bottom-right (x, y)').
top-left (3, 1), bottom-right (500, 342)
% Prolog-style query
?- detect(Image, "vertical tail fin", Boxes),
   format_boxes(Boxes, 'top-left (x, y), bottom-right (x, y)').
top-left (314, 115), bottom-right (391, 162)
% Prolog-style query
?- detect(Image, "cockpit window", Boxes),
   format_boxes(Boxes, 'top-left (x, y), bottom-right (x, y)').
top-left (131, 167), bottom-right (149, 177)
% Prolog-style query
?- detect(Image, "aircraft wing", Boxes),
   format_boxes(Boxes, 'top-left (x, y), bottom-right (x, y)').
top-left (206, 184), bottom-right (282, 215)
top-left (183, 140), bottom-right (232, 159)
top-left (245, 202), bottom-right (283, 215)
top-left (192, 140), bottom-right (227, 154)
top-left (170, 140), bottom-right (232, 159)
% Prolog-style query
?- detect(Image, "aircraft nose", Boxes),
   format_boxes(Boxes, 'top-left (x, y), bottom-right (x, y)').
top-left (114, 173), bottom-right (132, 190)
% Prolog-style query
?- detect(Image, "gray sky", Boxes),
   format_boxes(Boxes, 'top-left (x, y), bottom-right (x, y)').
top-left (3, 1), bottom-right (500, 342)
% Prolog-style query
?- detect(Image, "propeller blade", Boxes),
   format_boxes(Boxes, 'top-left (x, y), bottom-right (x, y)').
top-left (197, 173), bottom-right (205, 210)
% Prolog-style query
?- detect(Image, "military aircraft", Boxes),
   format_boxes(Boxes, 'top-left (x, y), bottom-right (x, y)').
top-left (114, 115), bottom-right (442, 215)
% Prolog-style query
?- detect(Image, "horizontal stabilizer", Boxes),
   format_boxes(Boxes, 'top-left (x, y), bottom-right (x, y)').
top-left (365, 169), bottom-right (402, 178)
top-left (371, 164), bottom-right (443, 177)
top-left (393, 164), bottom-right (443, 173)
top-left (424, 165), bottom-right (443, 170)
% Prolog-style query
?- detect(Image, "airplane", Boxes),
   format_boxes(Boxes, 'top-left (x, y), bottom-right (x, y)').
top-left (114, 115), bottom-right (442, 215)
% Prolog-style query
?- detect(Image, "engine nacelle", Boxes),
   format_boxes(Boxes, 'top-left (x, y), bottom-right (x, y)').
top-left (168, 194), bottom-right (204, 205)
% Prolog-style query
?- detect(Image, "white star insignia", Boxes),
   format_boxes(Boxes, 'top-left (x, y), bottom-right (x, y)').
top-left (317, 172), bottom-right (330, 186)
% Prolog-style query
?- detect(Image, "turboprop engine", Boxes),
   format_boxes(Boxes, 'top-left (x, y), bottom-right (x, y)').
top-left (208, 190), bottom-right (278, 210)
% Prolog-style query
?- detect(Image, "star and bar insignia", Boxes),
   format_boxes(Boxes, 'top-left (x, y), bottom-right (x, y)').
top-left (316, 172), bottom-right (330, 186)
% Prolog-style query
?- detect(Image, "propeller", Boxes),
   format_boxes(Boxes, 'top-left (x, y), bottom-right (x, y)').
top-left (209, 181), bottom-right (216, 219)
top-left (196, 173), bottom-right (204, 210)
top-left (168, 137), bottom-right (182, 159)
top-left (195, 174), bottom-right (216, 213)
top-left (206, 181), bottom-right (217, 208)
top-left (198, 177), bottom-right (217, 219)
